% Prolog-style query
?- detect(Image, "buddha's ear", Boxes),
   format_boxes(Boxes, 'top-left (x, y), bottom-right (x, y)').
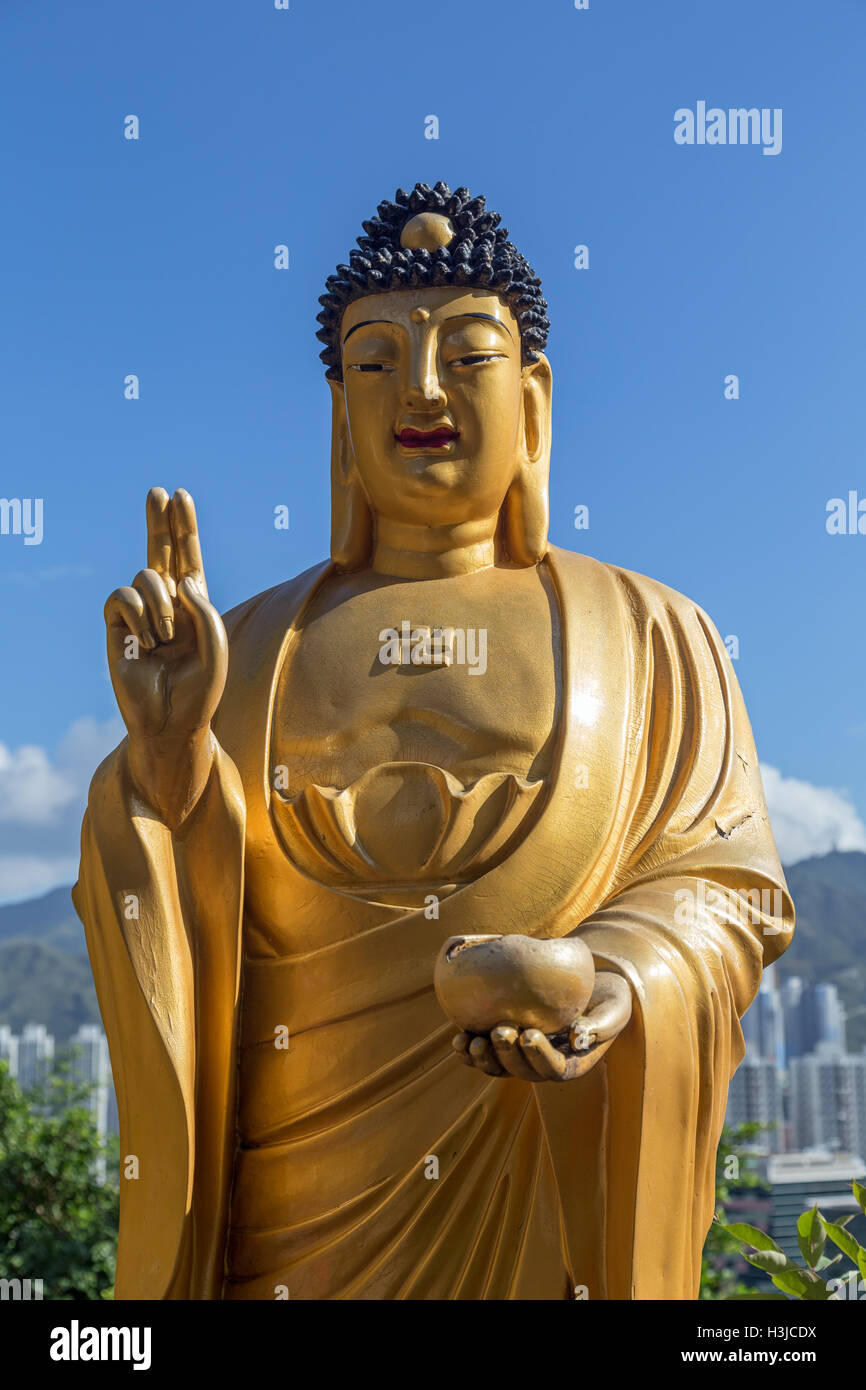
top-left (503, 352), bottom-right (552, 565)
top-left (328, 377), bottom-right (373, 571)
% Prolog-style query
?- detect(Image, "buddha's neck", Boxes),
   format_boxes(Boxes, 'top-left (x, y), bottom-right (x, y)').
top-left (372, 515), bottom-right (497, 579)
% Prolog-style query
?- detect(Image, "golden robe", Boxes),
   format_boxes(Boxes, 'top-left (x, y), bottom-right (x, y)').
top-left (73, 546), bottom-right (793, 1300)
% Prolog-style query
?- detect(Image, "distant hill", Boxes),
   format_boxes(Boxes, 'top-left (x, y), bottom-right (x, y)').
top-left (0, 941), bottom-right (99, 1041)
top-left (779, 851), bottom-right (866, 1052)
top-left (0, 886), bottom-right (95, 1042)
top-left (0, 885), bottom-right (86, 956)
top-left (0, 852), bottom-right (864, 1047)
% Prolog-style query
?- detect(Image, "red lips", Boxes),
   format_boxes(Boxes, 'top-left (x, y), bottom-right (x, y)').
top-left (396, 426), bottom-right (458, 449)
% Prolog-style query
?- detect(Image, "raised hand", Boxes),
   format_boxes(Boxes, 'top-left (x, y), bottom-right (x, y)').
top-left (104, 488), bottom-right (228, 825)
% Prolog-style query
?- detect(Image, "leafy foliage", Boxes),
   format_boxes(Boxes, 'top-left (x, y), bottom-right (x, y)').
top-left (0, 1059), bottom-right (118, 1299)
top-left (700, 1121), bottom-right (774, 1299)
top-left (719, 1183), bottom-right (866, 1300)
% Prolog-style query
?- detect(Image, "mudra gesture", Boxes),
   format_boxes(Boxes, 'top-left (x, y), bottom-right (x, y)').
top-left (75, 182), bottom-right (793, 1300)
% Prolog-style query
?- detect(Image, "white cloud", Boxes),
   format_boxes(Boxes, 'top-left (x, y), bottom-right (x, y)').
top-left (0, 855), bottom-right (81, 904)
top-left (760, 764), bottom-right (866, 866)
top-left (0, 716), bottom-right (123, 904)
top-left (0, 743), bottom-right (77, 824)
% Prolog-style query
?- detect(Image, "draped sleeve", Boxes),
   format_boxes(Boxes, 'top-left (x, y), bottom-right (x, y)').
top-left (72, 618), bottom-right (256, 1299)
top-left (557, 562), bottom-right (793, 1298)
top-left (72, 564), bottom-right (334, 1300)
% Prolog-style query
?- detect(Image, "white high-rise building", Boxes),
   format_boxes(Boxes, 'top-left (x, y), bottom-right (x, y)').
top-left (741, 969), bottom-right (785, 1067)
top-left (791, 1046), bottom-right (866, 1164)
top-left (70, 1024), bottom-right (111, 1138)
top-left (16, 1024), bottom-right (55, 1091)
top-left (726, 1057), bottom-right (783, 1150)
top-left (782, 977), bottom-right (847, 1061)
top-left (814, 983), bottom-right (847, 1052)
top-left (0, 1024), bottom-right (19, 1077)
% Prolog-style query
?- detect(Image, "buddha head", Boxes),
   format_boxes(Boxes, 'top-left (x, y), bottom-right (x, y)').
top-left (317, 183), bottom-right (553, 572)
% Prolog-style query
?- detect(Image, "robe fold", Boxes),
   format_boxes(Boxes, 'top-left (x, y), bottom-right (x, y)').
top-left (73, 545), bottom-right (793, 1300)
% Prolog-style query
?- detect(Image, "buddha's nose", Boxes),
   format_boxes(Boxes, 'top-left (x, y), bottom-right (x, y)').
top-left (404, 337), bottom-right (447, 409)
top-left (406, 376), bottom-right (447, 409)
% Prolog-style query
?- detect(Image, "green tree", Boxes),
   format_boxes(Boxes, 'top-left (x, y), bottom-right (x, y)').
top-left (0, 1059), bottom-right (118, 1299)
top-left (720, 1186), bottom-right (866, 1300)
top-left (700, 1120), bottom-right (774, 1299)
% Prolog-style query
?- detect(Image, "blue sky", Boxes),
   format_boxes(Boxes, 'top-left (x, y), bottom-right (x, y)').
top-left (0, 0), bottom-right (864, 902)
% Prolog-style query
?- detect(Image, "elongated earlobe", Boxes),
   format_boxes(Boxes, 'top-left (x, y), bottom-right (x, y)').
top-left (328, 380), bottom-right (373, 571)
top-left (503, 462), bottom-right (550, 564)
top-left (502, 353), bottom-right (552, 565)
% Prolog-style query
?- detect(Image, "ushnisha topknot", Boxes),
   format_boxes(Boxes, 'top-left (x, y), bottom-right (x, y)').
top-left (316, 181), bottom-right (550, 381)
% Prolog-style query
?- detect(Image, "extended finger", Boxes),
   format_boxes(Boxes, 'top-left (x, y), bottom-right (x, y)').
top-left (468, 1036), bottom-right (505, 1077)
top-left (177, 576), bottom-right (227, 680)
top-left (104, 586), bottom-right (155, 650)
top-left (519, 1029), bottom-right (567, 1082)
top-left (171, 489), bottom-right (207, 595)
top-left (133, 569), bottom-right (175, 643)
top-left (146, 488), bottom-right (176, 597)
top-left (490, 1024), bottom-right (539, 1081)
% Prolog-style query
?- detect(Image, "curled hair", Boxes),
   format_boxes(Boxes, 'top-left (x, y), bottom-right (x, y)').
top-left (316, 181), bottom-right (550, 381)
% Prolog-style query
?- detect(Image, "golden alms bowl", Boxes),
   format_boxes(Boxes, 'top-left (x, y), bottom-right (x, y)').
top-left (434, 933), bottom-right (595, 1036)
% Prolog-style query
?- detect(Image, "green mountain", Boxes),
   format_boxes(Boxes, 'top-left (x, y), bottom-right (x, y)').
top-left (779, 851), bottom-right (866, 1052)
top-left (0, 852), bottom-right (864, 1047)
top-left (0, 941), bottom-right (99, 1042)
top-left (0, 886), bottom-right (96, 1042)
top-left (0, 885), bottom-right (87, 955)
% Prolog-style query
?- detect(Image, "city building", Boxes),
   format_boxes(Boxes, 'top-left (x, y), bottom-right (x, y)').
top-left (726, 1058), bottom-right (783, 1150)
top-left (767, 1150), bottom-right (866, 1272)
top-left (814, 983), bottom-right (847, 1052)
top-left (741, 970), bottom-right (785, 1067)
top-left (69, 1024), bottom-right (112, 1139)
top-left (15, 1023), bottom-right (55, 1090)
top-left (781, 975), bottom-right (805, 1061)
top-left (0, 1022), bottom-right (118, 1136)
top-left (791, 1046), bottom-right (866, 1165)
top-left (0, 1024), bottom-right (19, 1077)
top-left (729, 971), bottom-right (855, 1154)
top-left (783, 975), bottom-right (847, 1061)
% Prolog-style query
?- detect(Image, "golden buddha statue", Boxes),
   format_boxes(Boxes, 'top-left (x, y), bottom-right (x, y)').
top-left (74, 182), bottom-right (794, 1301)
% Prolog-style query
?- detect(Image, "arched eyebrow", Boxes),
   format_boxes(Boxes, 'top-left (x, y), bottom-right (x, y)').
top-left (342, 312), bottom-right (514, 346)
top-left (448, 313), bottom-right (514, 340)
top-left (342, 319), bottom-right (387, 345)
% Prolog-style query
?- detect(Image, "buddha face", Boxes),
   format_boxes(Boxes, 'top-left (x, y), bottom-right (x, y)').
top-left (338, 287), bottom-right (543, 529)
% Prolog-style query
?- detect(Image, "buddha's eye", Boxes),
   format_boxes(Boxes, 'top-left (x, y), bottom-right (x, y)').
top-left (347, 362), bottom-right (388, 372)
top-left (449, 352), bottom-right (507, 368)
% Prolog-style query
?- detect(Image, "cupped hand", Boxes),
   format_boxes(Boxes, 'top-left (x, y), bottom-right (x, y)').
top-left (452, 970), bottom-right (633, 1083)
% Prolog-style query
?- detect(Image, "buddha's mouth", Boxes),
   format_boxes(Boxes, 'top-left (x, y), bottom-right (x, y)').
top-left (395, 426), bottom-right (459, 450)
